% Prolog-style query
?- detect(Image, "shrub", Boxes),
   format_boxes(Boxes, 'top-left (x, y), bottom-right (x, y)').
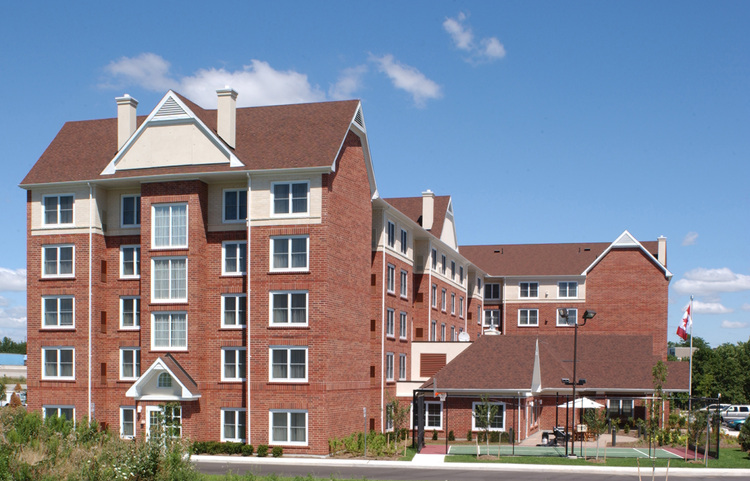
top-left (272, 446), bottom-right (283, 457)
top-left (500, 432), bottom-right (510, 443)
top-left (477, 431), bottom-right (485, 443)
top-left (257, 444), bottom-right (268, 457)
top-left (432, 430), bottom-right (438, 441)
top-left (623, 424), bottom-right (630, 434)
top-left (242, 444), bottom-right (255, 456)
top-left (489, 432), bottom-right (500, 443)
top-left (466, 430), bottom-right (472, 441)
top-left (739, 420), bottom-right (750, 452)
top-left (448, 430), bottom-right (455, 441)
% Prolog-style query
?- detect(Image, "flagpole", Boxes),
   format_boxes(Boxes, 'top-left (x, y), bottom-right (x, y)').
top-left (684, 296), bottom-right (694, 461)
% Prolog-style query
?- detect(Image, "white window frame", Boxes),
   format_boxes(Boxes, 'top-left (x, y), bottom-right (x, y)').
top-left (400, 229), bottom-right (408, 255)
top-left (459, 297), bottom-right (464, 318)
top-left (441, 323), bottom-right (446, 341)
top-left (557, 308), bottom-right (578, 327)
top-left (430, 320), bottom-right (437, 341)
top-left (120, 194), bottom-right (141, 228)
top-left (42, 244), bottom-right (74, 278)
top-left (387, 221), bottom-right (396, 248)
top-left (412, 401), bottom-right (443, 429)
top-left (431, 284), bottom-right (437, 308)
top-left (151, 257), bottom-right (187, 303)
top-left (558, 281), bottom-right (578, 299)
top-left (271, 181), bottom-right (310, 217)
top-left (221, 294), bottom-right (247, 328)
top-left (387, 264), bottom-right (395, 293)
top-left (222, 347), bottom-right (247, 382)
top-left (151, 203), bottom-right (187, 249)
top-left (441, 289), bottom-right (447, 312)
top-left (270, 236), bottom-right (309, 272)
top-left (120, 245), bottom-right (141, 279)
top-left (146, 404), bottom-right (181, 439)
top-left (519, 308), bottom-right (539, 327)
top-left (221, 408), bottom-right (247, 442)
top-left (400, 270), bottom-right (408, 298)
top-left (431, 248), bottom-right (437, 270)
top-left (151, 312), bottom-right (188, 351)
top-left (386, 309), bottom-right (395, 338)
top-left (471, 401), bottom-right (506, 431)
top-left (459, 266), bottom-right (464, 283)
top-left (519, 282), bottom-right (539, 299)
top-left (386, 352), bottom-right (394, 381)
top-left (441, 255), bottom-right (446, 275)
top-left (399, 353), bottom-right (407, 380)
top-left (44, 405), bottom-right (75, 421)
top-left (484, 283), bottom-right (500, 300)
top-left (158, 372), bottom-right (173, 388)
top-left (451, 326), bottom-right (455, 341)
top-left (399, 311), bottom-right (407, 340)
top-left (223, 189), bottom-right (247, 224)
top-left (42, 194), bottom-right (74, 226)
top-left (120, 406), bottom-right (136, 439)
top-left (451, 293), bottom-right (455, 315)
top-left (120, 347), bottom-right (141, 380)
top-left (42, 296), bottom-right (74, 329)
top-left (120, 296), bottom-right (140, 330)
top-left (222, 241), bottom-right (247, 276)
top-left (269, 410), bottom-right (308, 446)
top-left (270, 291), bottom-right (308, 326)
top-left (484, 309), bottom-right (501, 329)
top-left (269, 346), bottom-right (308, 382)
top-left (42, 347), bottom-right (74, 380)
top-left (451, 261), bottom-right (456, 280)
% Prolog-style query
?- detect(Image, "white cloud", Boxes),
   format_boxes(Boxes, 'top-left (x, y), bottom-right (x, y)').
top-left (370, 54), bottom-right (442, 107)
top-left (692, 300), bottom-right (733, 314)
top-left (329, 65), bottom-right (368, 100)
top-left (0, 301), bottom-right (26, 341)
top-left (721, 320), bottom-right (748, 329)
top-left (742, 303), bottom-right (750, 311)
top-left (682, 232), bottom-right (698, 246)
top-left (443, 13), bottom-right (506, 62)
top-left (481, 37), bottom-right (507, 59)
top-left (0, 268), bottom-right (26, 292)
top-left (673, 267), bottom-right (750, 295)
top-left (443, 12), bottom-right (473, 51)
top-left (103, 53), bottom-right (175, 91)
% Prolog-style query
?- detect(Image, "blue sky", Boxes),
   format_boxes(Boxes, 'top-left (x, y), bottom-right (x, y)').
top-left (0, 1), bottom-right (748, 347)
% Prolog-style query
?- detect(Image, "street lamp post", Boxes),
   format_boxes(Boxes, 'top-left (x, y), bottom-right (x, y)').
top-left (560, 308), bottom-right (596, 457)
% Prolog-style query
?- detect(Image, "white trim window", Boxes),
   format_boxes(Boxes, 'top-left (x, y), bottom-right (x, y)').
top-left (42, 296), bottom-right (74, 328)
top-left (222, 347), bottom-right (247, 381)
top-left (519, 282), bottom-right (539, 298)
top-left (43, 194), bottom-right (74, 226)
top-left (270, 291), bottom-right (308, 326)
top-left (399, 311), bottom-right (407, 340)
top-left (270, 410), bottom-right (307, 445)
top-left (387, 264), bottom-right (395, 293)
top-left (42, 347), bottom-right (74, 379)
top-left (44, 405), bottom-right (74, 421)
top-left (484, 283), bottom-right (500, 301)
top-left (120, 245), bottom-right (141, 279)
top-left (451, 261), bottom-right (456, 280)
top-left (519, 309), bottom-right (539, 327)
top-left (399, 353), bottom-right (407, 380)
top-left (459, 266), bottom-right (464, 284)
top-left (222, 294), bottom-right (247, 328)
top-left (121, 194), bottom-right (141, 228)
top-left (431, 248), bottom-right (437, 270)
top-left (441, 289), bottom-right (447, 312)
top-left (271, 236), bottom-right (309, 271)
top-left (152, 258), bottom-right (187, 302)
top-left (413, 401), bottom-right (442, 429)
top-left (222, 241), bottom-right (247, 276)
top-left (400, 270), bottom-right (408, 298)
top-left (152, 203), bottom-right (187, 248)
top-left (471, 401), bottom-right (506, 431)
top-left (221, 408), bottom-right (247, 442)
top-left (121, 406), bottom-right (136, 439)
top-left (441, 323), bottom-right (446, 341)
top-left (400, 229), bottom-right (408, 255)
top-left (120, 296), bottom-right (140, 330)
top-left (557, 308), bottom-right (578, 327)
top-left (120, 347), bottom-right (141, 380)
top-left (386, 221), bottom-right (395, 248)
top-left (152, 312), bottom-right (187, 350)
top-left (558, 281), bottom-right (578, 299)
top-left (430, 320), bottom-right (437, 341)
top-left (607, 398), bottom-right (634, 417)
top-left (158, 373), bottom-right (173, 388)
top-left (272, 181), bottom-right (309, 216)
top-left (43, 245), bottom-right (74, 278)
top-left (459, 297), bottom-right (464, 318)
top-left (147, 404), bottom-right (181, 438)
top-left (441, 255), bottom-right (446, 275)
top-left (451, 293), bottom-right (455, 315)
top-left (431, 284), bottom-right (437, 308)
top-left (484, 309), bottom-right (501, 330)
top-left (386, 309), bottom-right (395, 337)
top-left (270, 346), bottom-right (307, 382)
top-left (223, 189), bottom-right (247, 223)
top-left (385, 352), bottom-right (394, 381)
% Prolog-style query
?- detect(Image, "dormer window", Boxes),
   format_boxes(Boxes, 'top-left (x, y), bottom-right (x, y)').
top-left (158, 373), bottom-right (172, 388)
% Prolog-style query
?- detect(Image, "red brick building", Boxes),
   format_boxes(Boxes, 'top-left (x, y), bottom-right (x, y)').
top-left (22, 90), bottom-right (681, 454)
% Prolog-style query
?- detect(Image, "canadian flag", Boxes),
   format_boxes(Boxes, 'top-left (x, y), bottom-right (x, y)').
top-left (676, 302), bottom-right (692, 341)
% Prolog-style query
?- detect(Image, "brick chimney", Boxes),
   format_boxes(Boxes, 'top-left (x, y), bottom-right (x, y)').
top-left (216, 87), bottom-right (238, 148)
top-left (657, 236), bottom-right (667, 266)
top-left (422, 190), bottom-right (435, 231)
top-left (116, 94), bottom-right (138, 150)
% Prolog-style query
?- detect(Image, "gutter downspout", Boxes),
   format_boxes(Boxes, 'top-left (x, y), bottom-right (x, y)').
top-left (380, 209), bottom-right (386, 432)
top-left (246, 173), bottom-right (252, 443)
top-left (428, 243), bottom-right (433, 339)
top-left (87, 183), bottom-right (93, 420)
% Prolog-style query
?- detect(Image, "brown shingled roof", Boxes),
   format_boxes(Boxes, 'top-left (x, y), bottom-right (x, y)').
top-left (385, 195), bottom-right (451, 238)
top-left (21, 95), bottom-right (360, 185)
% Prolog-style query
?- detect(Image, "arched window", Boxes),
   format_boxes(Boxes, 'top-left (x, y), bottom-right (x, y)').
top-left (158, 372), bottom-right (172, 388)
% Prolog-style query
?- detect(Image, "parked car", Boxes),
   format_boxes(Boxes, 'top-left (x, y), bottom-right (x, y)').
top-left (728, 419), bottom-right (745, 431)
top-left (700, 403), bottom-right (730, 412)
top-left (721, 405), bottom-right (750, 423)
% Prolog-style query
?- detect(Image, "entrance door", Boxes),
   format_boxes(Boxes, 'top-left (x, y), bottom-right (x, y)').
top-left (145, 405), bottom-right (182, 438)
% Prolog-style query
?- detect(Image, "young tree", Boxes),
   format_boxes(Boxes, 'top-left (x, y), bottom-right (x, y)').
top-left (583, 408), bottom-right (608, 460)
top-left (648, 361), bottom-right (668, 449)
top-left (385, 393), bottom-right (410, 455)
top-left (473, 395), bottom-right (499, 456)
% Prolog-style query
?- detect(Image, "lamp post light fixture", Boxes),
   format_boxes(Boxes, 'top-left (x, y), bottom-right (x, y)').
top-left (559, 308), bottom-right (596, 457)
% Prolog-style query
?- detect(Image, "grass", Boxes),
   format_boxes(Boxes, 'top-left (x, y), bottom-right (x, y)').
top-left (0, 375), bottom-right (26, 385)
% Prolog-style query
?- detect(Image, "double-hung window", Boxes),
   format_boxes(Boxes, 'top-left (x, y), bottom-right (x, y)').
top-left (222, 347), bottom-right (246, 381)
top-left (451, 261), bottom-right (455, 280)
top-left (271, 236), bottom-right (308, 271)
top-left (42, 347), bottom-right (74, 379)
top-left (270, 410), bottom-right (307, 445)
top-left (451, 293), bottom-right (455, 315)
top-left (399, 353), bottom-right (407, 380)
top-left (43, 296), bottom-right (74, 328)
top-left (152, 312), bottom-right (187, 350)
top-left (223, 189), bottom-right (247, 223)
top-left (152, 258), bottom-right (187, 302)
top-left (399, 312), bottom-right (407, 340)
top-left (120, 297), bottom-right (140, 329)
top-left (430, 320), bottom-right (437, 341)
top-left (43, 194), bottom-right (73, 225)
top-left (607, 399), bottom-right (634, 417)
top-left (270, 346), bottom-right (307, 382)
top-left (45, 406), bottom-right (74, 421)
top-left (413, 402), bottom-right (442, 429)
top-left (431, 285), bottom-right (437, 308)
top-left (400, 270), bottom-right (408, 298)
top-left (385, 352), bottom-right (394, 381)
top-left (152, 203), bottom-right (187, 248)
top-left (221, 409), bottom-right (247, 442)
top-left (121, 195), bottom-right (141, 227)
top-left (431, 249), bottom-right (437, 270)
top-left (400, 229), bottom-right (408, 255)
top-left (222, 241), bottom-right (247, 275)
top-left (120, 246), bottom-right (141, 278)
top-left (484, 309), bottom-right (501, 329)
top-left (520, 282), bottom-right (539, 298)
top-left (222, 294), bottom-right (246, 328)
top-left (484, 284), bottom-right (500, 301)
top-left (459, 297), bottom-right (464, 318)
top-left (459, 266), bottom-right (464, 283)
top-left (272, 182), bottom-right (309, 215)
top-left (557, 308), bottom-right (578, 327)
top-left (472, 402), bottom-right (505, 431)
top-left (441, 323), bottom-right (446, 342)
top-left (441, 289), bottom-right (447, 312)
top-left (386, 221), bottom-right (395, 248)
top-left (558, 281), bottom-right (578, 298)
top-left (386, 309), bottom-right (395, 337)
top-left (120, 348), bottom-right (140, 380)
top-left (270, 291), bottom-right (308, 325)
top-left (441, 255), bottom-right (446, 275)
top-left (386, 264), bottom-right (395, 293)
top-left (519, 309), bottom-right (539, 326)
top-left (43, 245), bottom-right (73, 277)
top-left (121, 407), bottom-right (136, 439)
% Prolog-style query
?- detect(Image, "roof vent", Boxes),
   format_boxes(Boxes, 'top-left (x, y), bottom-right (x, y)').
top-left (353, 107), bottom-right (365, 129)
top-left (155, 97), bottom-right (188, 119)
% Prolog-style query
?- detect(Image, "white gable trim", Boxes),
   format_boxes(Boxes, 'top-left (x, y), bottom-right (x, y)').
top-left (581, 230), bottom-right (672, 279)
top-left (102, 90), bottom-right (242, 175)
top-left (531, 338), bottom-right (542, 393)
top-left (334, 101), bottom-right (378, 199)
top-left (125, 356), bottom-right (200, 401)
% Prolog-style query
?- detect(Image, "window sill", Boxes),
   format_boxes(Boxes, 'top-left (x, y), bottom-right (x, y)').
top-left (220, 326), bottom-right (247, 330)
top-left (268, 325), bottom-right (310, 329)
top-left (268, 381), bottom-right (309, 385)
top-left (41, 379), bottom-right (76, 382)
top-left (221, 273), bottom-right (247, 277)
top-left (40, 277), bottom-right (76, 281)
top-left (268, 270), bottom-right (310, 275)
top-left (119, 277), bottom-right (141, 281)
top-left (40, 327), bottom-right (75, 331)
top-left (517, 325), bottom-right (539, 328)
top-left (220, 379), bottom-right (247, 383)
top-left (118, 327), bottom-right (141, 332)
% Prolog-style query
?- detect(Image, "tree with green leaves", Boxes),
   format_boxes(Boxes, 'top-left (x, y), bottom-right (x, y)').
top-left (582, 408), bottom-right (608, 460)
top-left (385, 393), bottom-right (410, 455)
top-left (648, 360), bottom-right (668, 449)
top-left (473, 394), bottom-right (499, 456)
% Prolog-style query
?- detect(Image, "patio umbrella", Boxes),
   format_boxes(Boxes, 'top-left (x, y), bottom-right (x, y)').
top-left (557, 397), bottom-right (605, 409)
